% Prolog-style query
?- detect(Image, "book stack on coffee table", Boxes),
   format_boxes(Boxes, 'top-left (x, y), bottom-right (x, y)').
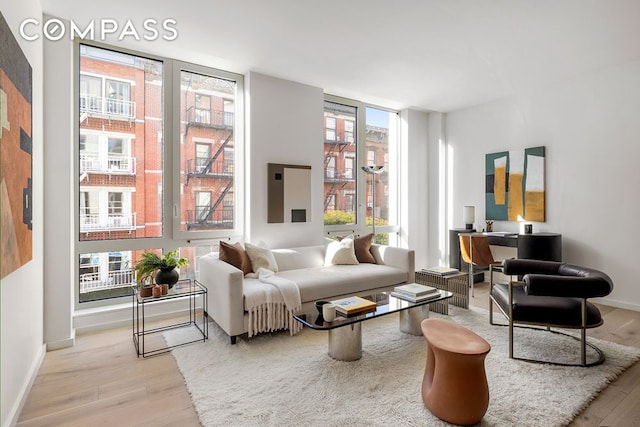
top-left (391, 283), bottom-right (442, 303)
top-left (331, 296), bottom-right (377, 316)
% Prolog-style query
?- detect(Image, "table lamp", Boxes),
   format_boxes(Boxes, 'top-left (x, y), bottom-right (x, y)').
top-left (463, 206), bottom-right (475, 230)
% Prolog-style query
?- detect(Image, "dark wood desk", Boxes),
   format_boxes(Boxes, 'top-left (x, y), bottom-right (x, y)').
top-left (449, 229), bottom-right (562, 280)
top-left (486, 232), bottom-right (562, 261)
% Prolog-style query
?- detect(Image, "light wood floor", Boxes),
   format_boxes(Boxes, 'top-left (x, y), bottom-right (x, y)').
top-left (472, 282), bottom-right (640, 427)
top-left (17, 282), bottom-right (640, 426)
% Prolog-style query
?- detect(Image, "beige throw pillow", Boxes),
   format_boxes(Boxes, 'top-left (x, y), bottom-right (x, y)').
top-left (245, 242), bottom-right (279, 273)
top-left (324, 236), bottom-right (359, 266)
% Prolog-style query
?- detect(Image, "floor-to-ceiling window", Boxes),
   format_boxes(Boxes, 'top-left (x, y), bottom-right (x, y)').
top-left (322, 96), bottom-right (399, 244)
top-left (323, 100), bottom-right (357, 225)
top-left (179, 70), bottom-right (237, 233)
top-left (77, 43), bottom-right (243, 304)
top-left (364, 106), bottom-right (398, 244)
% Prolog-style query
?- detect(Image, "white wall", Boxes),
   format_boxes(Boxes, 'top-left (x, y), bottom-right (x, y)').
top-left (42, 19), bottom-right (74, 350)
top-left (0, 2), bottom-right (45, 426)
top-left (246, 75), bottom-right (428, 253)
top-left (401, 109), bottom-right (430, 267)
top-left (426, 112), bottom-right (448, 268)
top-left (246, 72), bottom-right (324, 248)
top-left (442, 59), bottom-right (640, 311)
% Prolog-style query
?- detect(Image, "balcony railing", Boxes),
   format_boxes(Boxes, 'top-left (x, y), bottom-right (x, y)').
top-left (79, 268), bottom-right (135, 293)
top-left (186, 107), bottom-right (233, 129)
top-left (186, 206), bottom-right (234, 230)
top-left (325, 170), bottom-right (355, 182)
top-left (325, 131), bottom-right (355, 144)
top-left (186, 158), bottom-right (234, 177)
top-left (80, 213), bottom-right (137, 232)
top-left (80, 153), bottom-right (136, 175)
top-left (80, 94), bottom-right (136, 120)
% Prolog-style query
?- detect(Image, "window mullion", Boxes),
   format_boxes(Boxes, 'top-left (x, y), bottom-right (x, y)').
top-left (356, 102), bottom-right (367, 230)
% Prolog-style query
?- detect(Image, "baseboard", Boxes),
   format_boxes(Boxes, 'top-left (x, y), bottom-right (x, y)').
top-left (596, 297), bottom-right (640, 313)
top-left (3, 344), bottom-right (46, 427)
top-left (46, 331), bottom-right (76, 351)
top-left (74, 297), bottom-right (202, 335)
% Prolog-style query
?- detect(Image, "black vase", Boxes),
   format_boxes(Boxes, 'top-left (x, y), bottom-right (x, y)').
top-left (155, 267), bottom-right (179, 289)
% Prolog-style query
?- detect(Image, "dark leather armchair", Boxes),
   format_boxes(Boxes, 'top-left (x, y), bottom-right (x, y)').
top-left (489, 258), bottom-right (613, 366)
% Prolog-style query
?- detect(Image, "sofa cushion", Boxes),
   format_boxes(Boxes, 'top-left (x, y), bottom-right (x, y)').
top-left (275, 264), bottom-right (407, 303)
top-left (272, 246), bottom-right (325, 271)
top-left (219, 241), bottom-right (252, 275)
top-left (354, 234), bottom-right (376, 263)
top-left (324, 236), bottom-right (359, 266)
top-left (245, 243), bottom-right (279, 273)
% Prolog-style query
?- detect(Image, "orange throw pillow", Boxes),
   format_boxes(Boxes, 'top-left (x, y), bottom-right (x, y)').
top-left (219, 241), bottom-right (252, 275)
top-left (354, 233), bottom-right (376, 263)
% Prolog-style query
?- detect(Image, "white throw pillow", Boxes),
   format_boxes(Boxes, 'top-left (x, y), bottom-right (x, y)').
top-left (245, 242), bottom-right (279, 273)
top-left (324, 236), bottom-right (359, 266)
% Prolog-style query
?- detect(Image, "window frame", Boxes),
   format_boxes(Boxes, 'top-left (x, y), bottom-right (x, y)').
top-left (323, 94), bottom-right (399, 240)
top-left (74, 41), bottom-right (244, 309)
top-left (344, 155), bottom-right (354, 179)
top-left (195, 142), bottom-right (212, 173)
top-left (325, 116), bottom-right (336, 141)
top-left (326, 193), bottom-right (336, 211)
top-left (172, 62), bottom-right (245, 241)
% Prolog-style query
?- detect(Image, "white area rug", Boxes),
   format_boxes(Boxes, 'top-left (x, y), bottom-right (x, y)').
top-left (165, 307), bottom-right (640, 426)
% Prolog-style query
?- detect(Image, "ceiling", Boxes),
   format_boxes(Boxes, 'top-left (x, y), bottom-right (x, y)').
top-left (41, 0), bottom-right (640, 112)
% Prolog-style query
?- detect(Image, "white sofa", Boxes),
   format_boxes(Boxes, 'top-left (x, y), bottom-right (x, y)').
top-left (198, 243), bottom-right (415, 343)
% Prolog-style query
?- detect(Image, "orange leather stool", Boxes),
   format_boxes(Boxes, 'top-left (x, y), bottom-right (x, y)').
top-left (421, 318), bottom-right (491, 425)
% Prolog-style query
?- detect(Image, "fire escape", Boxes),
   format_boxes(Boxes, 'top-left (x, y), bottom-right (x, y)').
top-left (184, 107), bottom-right (235, 230)
top-left (324, 131), bottom-right (354, 210)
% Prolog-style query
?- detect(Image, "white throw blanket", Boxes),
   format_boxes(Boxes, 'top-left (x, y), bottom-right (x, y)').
top-left (244, 268), bottom-right (302, 337)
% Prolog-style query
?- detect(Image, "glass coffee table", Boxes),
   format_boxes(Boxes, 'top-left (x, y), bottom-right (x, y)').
top-left (293, 290), bottom-right (453, 361)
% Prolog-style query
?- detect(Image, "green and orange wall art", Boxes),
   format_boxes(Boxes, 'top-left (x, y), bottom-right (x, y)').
top-left (485, 146), bottom-right (545, 222)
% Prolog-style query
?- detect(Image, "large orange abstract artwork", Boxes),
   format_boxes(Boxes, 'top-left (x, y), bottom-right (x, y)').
top-left (485, 146), bottom-right (545, 222)
top-left (1, 12), bottom-right (33, 279)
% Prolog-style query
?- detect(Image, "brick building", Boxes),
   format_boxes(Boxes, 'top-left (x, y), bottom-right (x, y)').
top-left (78, 46), bottom-right (235, 300)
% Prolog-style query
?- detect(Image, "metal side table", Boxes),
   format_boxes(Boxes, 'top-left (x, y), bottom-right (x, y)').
top-left (415, 270), bottom-right (469, 314)
top-left (132, 279), bottom-right (208, 357)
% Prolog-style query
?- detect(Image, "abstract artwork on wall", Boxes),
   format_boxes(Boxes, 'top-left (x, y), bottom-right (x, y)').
top-left (267, 163), bottom-right (312, 223)
top-left (485, 146), bottom-right (545, 222)
top-left (1, 12), bottom-right (33, 279)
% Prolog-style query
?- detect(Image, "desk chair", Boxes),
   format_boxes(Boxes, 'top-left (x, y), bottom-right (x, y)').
top-left (459, 234), bottom-right (503, 297)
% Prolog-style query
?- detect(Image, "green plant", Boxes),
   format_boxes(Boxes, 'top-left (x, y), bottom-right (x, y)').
top-left (323, 210), bottom-right (355, 225)
top-left (323, 211), bottom-right (390, 244)
top-left (366, 217), bottom-right (389, 245)
top-left (134, 250), bottom-right (189, 283)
